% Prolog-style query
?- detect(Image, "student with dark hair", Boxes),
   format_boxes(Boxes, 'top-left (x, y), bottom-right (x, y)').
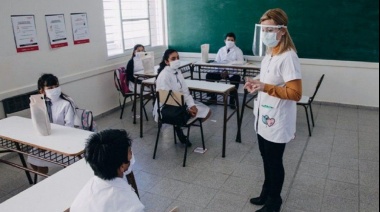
top-left (206, 32), bottom-right (244, 109)
top-left (70, 129), bottom-right (144, 212)
top-left (126, 44), bottom-right (145, 92)
top-left (154, 49), bottom-right (211, 146)
top-left (28, 73), bottom-right (76, 180)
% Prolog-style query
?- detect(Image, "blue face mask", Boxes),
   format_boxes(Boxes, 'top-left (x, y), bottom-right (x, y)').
top-left (261, 32), bottom-right (280, 47)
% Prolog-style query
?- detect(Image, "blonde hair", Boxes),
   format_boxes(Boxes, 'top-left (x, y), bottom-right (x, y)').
top-left (260, 8), bottom-right (297, 55)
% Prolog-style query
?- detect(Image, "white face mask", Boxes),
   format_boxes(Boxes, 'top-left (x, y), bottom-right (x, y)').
top-left (123, 153), bottom-right (135, 177)
top-left (170, 60), bottom-right (181, 70)
top-left (225, 41), bottom-right (235, 49)
top-left (45, 87), bottom-right (61, 102)
top-left (261, 32), bottom-right (280, 48)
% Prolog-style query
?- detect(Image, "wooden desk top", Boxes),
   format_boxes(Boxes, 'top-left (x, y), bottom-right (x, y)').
top-left (0, 116), bottom-right (93, 156)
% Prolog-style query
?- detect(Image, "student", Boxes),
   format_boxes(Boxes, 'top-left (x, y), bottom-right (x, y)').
top-left (70, 129), bottom-right (144, 212)
top-left (206, 32), bottom-right (244, 109)
top-left (28, 73), bottom-right (75, 179)
top-left (245, 8), bottom-right (302, 212)
top-left (126, 44), bottom-right (145, 92)
top-left (154, 49), bottom-right (211, 147)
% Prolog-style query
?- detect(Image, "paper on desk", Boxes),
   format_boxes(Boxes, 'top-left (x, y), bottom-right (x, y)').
top-left (30, 94), bottom-right (51, 136)
top-left (201, 44), bottom-right (209, 63)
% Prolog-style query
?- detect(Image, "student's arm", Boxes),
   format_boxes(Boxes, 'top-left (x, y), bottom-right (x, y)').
top-left (179, 73), bottom-right (195, 108)
top-left (236, 48), bottom-right (244, 62)
top-left (215, 49), bottom-right (222, 63)
top-left (64, 103), bottom-right (75, 127)
top-left (264, 79), bottom-right (302, 101)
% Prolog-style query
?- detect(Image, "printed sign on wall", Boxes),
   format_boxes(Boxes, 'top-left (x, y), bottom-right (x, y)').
top-left (11, 15), bottom-right (39, 53)
top-left (70, 13), bottom-right (90, 45)
top-left (45, 14), bottom-right (68, 49)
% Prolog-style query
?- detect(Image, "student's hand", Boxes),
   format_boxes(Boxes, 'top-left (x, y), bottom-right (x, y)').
top-left (188, 106), bottom-right (198, 117)
top-left (244, 78), bottom-right (265, 94)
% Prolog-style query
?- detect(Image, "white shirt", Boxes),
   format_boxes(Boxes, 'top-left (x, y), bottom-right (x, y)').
top-left (50, 97), bottom-right (75, 127)
top-left (70, 176), bottom-right (145, 212)
top-left (253, 50), bottom-right (302, 143)
top-left (215, 45), bottom-right (244, 63)
top-left (153, 66), bottom-right (196, 121)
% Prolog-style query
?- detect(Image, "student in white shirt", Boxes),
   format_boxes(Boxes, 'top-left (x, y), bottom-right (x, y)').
top-left (206, 32), bottom-right (244, 109)
top-left (126, 44), bottom-right (145, 92)
top-left (245, 8), bottom-right (302, 212)
top-left (28, 74), bottom-right (75, 178)
top-left (154, 49), bottom-right (211, 147)
top-left (70, 129), bottom-right (144, 212)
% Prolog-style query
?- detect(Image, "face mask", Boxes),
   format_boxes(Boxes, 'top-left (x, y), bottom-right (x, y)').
top-left (170, 60), bottom-right (181, 70)
top-left (261, 32), bottom-right (280, 47)
top-left (123, 153), bottom-right (135, 177)
top-left (45, 87), bottom-right (61, 102)
top-left (226, 41), bottom-right (235, 49)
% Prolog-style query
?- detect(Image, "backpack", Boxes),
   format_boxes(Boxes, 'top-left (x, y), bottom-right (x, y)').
top-left (74, 108), bottom-right (97, 132)
top-left (114, 67), bottom-right (131, 94)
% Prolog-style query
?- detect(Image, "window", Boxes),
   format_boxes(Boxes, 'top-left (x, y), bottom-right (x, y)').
top-left (103, 0), bottom-right (166, 57)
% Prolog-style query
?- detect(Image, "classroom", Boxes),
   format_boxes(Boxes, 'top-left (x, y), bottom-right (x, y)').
top-left (0, 0), bottom-right (379, 211)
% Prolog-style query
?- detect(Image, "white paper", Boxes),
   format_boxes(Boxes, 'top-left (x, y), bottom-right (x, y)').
top-left (71, 13), bottom-right (90, 45)
top-left (29, 94), bottom-right (51, 136)
top-left (11, 15), bottom-right (39, 53)
top-left (201, 44), bottom-right (209, 62)
top-left (45, 14), bottom-right (68, 49)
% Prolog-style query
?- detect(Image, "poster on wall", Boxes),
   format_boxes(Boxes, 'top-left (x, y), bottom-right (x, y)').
top-left (70, 13), bottom-right (90, 45)
top-left (45, 14), bottom-right (68, 49)
top-left (11, 15), bottom-right (39, 53)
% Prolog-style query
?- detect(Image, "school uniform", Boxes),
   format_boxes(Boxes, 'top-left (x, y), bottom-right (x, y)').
top-left (70, 176), bottom-right (145, 212)
top-left (153, 66), bottom-right (210, 122)
top-left (253, 49), bottom-right (301, 201)
top-left (27, 97), bottom-right (75, 167)
top-left (126, 57), bottom-right (144, 92)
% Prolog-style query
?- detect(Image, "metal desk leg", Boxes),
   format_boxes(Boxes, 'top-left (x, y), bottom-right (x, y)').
top-left (133, 79), bottom-right (138, 124)
top-left (222, 92), bottom-right (228, 158)
top-left (240, 89), bottom-right (248, 129)
top-left (235, 90), bottom-right (241, 143)
top-left (140, 83), bottom-right (144, 138)
top-left (15, 143), bottom-right (33, 184)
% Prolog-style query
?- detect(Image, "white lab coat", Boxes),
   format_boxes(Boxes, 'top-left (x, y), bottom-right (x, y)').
top-left (215, 45), bottom-right (244, 63)
top-left (153, 66), bottom-right (209, 122)
top-left (27, 97), bottom-right (75, 167)
top-left (253, 50), bottom-right (302, 143)
top-left (70, 176), bottom-right (145, 212)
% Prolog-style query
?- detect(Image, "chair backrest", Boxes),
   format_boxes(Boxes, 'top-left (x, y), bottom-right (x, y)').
top-left (2, 90), bottom-right (39, 117)
top-left (157, 90), bottom-right (183, 106)
top-left (156, 90), bottom-right (190, 126)
top-left (114, 67), bottom-right (131, 95)
top-left (310, 74), bottom-right (325, 102)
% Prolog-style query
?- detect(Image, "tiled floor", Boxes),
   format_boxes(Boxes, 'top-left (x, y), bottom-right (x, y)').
top-left (0, 100), bottom-right (379, 212)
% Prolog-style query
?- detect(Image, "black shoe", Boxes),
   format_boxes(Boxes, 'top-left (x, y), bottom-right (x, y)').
top-left (229, 98), bottom-right (236, 110)
top-left (256, 197), bottom-right (282, 212)
top-left (250, 188), bottom-right (268, 206)
top-left (205, 95), bottom-right (217, 105)
top-left (175, 127), bottom-right (192, 147)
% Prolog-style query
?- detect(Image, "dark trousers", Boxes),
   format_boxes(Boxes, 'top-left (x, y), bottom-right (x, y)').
top-left (205, 72), bottom-right (241, 90)
top-left (258, 134), bottom-right (286, 200)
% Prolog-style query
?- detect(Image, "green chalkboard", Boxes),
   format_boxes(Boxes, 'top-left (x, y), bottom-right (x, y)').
top-left (167, 0), bottom-right (379, 62)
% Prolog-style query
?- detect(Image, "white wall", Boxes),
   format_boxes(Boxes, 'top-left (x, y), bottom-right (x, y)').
top-left (0, 0), bottom-right (166, 119)
top-left (180, 53), bottom-right (379, 108)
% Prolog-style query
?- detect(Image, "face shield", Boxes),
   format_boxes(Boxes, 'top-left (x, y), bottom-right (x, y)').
top-left (252, 24), bottom-right (287, 56)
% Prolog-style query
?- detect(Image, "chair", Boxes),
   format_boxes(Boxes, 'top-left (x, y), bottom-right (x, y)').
top-left (153, 90), bottom-right (206, 167)
top-left (113, 69), bottom-right (151, 120)
top-left (297, 74), bottom-right (325, 136)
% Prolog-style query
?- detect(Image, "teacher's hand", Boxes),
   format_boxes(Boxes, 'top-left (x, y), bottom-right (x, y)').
top-left (244, 78), bottom-right (265, 94)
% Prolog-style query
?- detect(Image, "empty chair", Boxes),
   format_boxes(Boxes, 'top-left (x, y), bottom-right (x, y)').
top-left (153, 90), bottom-right (206, 167)
top-left (114, 68), bottom-right (152, 120)
top-left (297, 74), bottom-right (325, 136)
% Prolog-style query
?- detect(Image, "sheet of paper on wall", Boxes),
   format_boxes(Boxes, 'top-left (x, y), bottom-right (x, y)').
top-left (201, 44), bottom-right (209, 63)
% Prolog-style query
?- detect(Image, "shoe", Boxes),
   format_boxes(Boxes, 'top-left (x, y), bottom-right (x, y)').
top-left (229, 98), bottom-right (236, 110)
top-left (205, 95), bottom-right (217, 105)
top-left (255, 197), bottom-right (282, 212)
top-left (175, 127), bottom-right (192, 147)
top-left (250, 188), bottom-right (268, 206)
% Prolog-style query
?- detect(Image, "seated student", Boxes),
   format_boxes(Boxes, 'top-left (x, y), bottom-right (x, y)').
top-left (206, 32), bottom-right (244, 109)
top-left (70, 129), bottom-right (144, 212)
top-left (28, 73), bottom-right (75, 181)
top-left (126, 44), bottom-right (145, 92)
top-left (154, 49), bottom-right (212, 147)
